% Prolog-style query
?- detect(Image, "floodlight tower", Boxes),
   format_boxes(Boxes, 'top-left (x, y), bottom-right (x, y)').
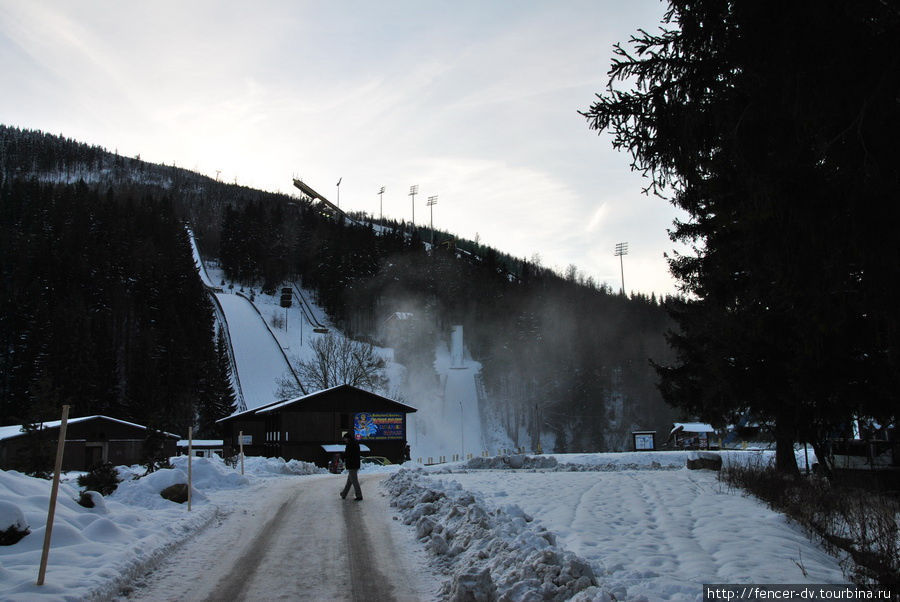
top-left (427, 195), bottom-right (438, 245)
top-left (614, 242), bottom-right (629, 295)
top-left (409, 185), bottom-right (418, 226)
top-left (378, 186), bottom-right (385, 222)
top-left (336, 177), bottom-right (342, 208)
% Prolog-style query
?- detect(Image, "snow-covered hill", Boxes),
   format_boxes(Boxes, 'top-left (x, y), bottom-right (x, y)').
top-left (190, 230), bottom-right (512, 460)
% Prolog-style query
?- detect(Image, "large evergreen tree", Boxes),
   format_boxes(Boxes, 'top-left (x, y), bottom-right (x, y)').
top-left (583, 0), bottom-right (900, 472)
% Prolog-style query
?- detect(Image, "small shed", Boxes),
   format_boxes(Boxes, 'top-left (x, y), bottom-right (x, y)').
top-left (217, 384), bottom-right (417, 466)
top-left (176, 439), bottom-right (224, 458)
top-left (669, 422), bottom-right (716, 449)
top-left (0, 416), bottom-right (179, 472)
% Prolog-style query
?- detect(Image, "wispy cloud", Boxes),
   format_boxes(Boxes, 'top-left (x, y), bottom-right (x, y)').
top-left (0, 0), bottom-right (682, 294)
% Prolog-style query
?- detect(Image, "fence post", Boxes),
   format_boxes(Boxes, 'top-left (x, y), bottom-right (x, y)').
top-left (239, 430), bottom-right (245, 475)
top-left (37, 405), bottom-right (69, 586)
top-left (187, 427), bottom-right (193, 512)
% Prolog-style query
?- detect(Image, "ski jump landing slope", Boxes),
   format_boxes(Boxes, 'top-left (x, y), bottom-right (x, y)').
top-left (213, 292), bottom-right (295, 411)
top-left (188, 229), bottom-right (295, 411)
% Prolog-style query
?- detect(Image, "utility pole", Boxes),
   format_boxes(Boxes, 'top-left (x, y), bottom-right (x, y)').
top-left (614, 242), bottom-right (628, 295)
top-left (459, 399), bottom-right (464, 460)
top-left (378, 186), bottom-right (385, 222)
top-left (427, 195), bottom-right (438, 245)
top-left (409, 185), bottom-right (418, 226)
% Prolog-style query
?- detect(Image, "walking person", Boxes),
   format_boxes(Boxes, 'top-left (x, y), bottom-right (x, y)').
top-left (340, 431), bottom-right (363, 501)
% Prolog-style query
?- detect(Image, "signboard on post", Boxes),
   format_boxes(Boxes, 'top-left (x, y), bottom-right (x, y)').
top-left (353, 412), bottom-right (404, 440)
top-left (280, 287), bottom-right (292, 308)
top-left (632, 431), bottom-right (656, 451)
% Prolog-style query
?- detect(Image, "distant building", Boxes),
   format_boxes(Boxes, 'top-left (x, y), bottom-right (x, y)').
top-left (668, 422), bottom-right (717, 450)
top-left (0, 416), bottom-right (179, 471)
top-left (382, 311), bottom-right (417, 362)
top-left (176, 439), bottom-right (224, 458)
top-left (217, 384), bottom-right (417, 466)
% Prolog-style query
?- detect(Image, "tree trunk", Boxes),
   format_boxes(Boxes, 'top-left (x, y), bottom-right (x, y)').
top-left (774, 418), bottom-right (800, 476)
top-left (810, 439), bottom-right (833, 478)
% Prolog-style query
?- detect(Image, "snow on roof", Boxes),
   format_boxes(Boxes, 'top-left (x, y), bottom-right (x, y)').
top-left (253, 384), bottom-right (417, 415)
top-left (321, 444), bottom-right (371, 453)
top-left (218, 396), bottom-right (288, 422)
top-left (385, 311), bottom-right (414, 322)
top-left (671, 422), bottom-right (716, 434)
top-left (0, 416), bottom-right (180, 442)
top-left (176, 440), bottom-right (224, 447)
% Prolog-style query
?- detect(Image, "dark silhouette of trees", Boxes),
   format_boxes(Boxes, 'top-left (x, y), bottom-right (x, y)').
top-left (0, 177), bottom-right (228, 436)
top-left (583, 0), bottom-right (900, 472)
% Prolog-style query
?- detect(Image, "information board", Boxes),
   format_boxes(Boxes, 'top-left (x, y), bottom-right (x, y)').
top-left (353, 412), bottom-right (404, 440)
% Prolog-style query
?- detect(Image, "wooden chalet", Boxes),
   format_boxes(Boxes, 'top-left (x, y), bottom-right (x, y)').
top-left (217, 384), bottom-right (417, 466)
top-left (0, 416), bottom-right (179, 472)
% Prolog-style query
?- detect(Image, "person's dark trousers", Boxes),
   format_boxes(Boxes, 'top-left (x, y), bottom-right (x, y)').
top-left (341, 469), bottom-right (362, 500)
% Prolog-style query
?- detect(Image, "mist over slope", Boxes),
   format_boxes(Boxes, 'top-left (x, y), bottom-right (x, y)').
top-left (1, 125), bottom-right (678, 451)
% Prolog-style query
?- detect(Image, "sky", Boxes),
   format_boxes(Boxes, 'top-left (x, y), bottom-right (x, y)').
top-left (0, 0), bottom-right (688, 295)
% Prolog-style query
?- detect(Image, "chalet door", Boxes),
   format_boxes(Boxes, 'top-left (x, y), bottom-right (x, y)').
top-left (85, 444), bottom-right (105, 468)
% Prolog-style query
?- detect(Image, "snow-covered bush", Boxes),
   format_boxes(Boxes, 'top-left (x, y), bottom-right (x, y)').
top-left (0, 500), bottom-right (29, 545)
top-left (78, 462), bottom-right (122, 495)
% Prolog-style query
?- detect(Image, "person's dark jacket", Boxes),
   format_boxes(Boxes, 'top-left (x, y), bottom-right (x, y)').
top-left (343, 437), bottom-right (361, 470)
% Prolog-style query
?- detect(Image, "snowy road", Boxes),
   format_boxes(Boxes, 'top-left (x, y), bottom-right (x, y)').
top-left (117, 473), bottom-right (437, 602)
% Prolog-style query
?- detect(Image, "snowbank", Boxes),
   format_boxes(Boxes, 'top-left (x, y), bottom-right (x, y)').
top-left (463, 448), bottom-right (817, 472)
top-left (0, 455), bottom-right (325, 601)
top-left (382, 468), bottom-right (615, 601)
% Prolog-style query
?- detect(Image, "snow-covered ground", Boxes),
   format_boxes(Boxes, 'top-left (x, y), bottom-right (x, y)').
top-left (1, 450), bottom-right (848, 601)
top-left (0, 455), bottom-right (327, 601)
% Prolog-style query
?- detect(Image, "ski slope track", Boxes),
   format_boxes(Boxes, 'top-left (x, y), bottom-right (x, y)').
top-left (213, 293), bottom-right (299, 409)
top-left (289, 280), bottom-right (329, 332)
top-left (188, 228), bottom-right (300, 411)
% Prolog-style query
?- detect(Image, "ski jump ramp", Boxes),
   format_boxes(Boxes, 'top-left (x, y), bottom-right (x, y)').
top-left (214, 292), bottom-right (296, 411)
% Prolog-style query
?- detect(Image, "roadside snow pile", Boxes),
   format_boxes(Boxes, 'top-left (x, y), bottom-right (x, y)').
top-left (463, 454), bottom-right (677, 472)
top-left (0, 455), bottom-right (324, 600)
top-left (0, 467), bottom-right (217, 601)
top-left (383, 468), bottom-right (614, 601)
top-left (466, 454), bottom-right (560, 470)
top-left (241, 456), bottom-right (326, 476)
top-left (111, 465), bottom-right (210, 509)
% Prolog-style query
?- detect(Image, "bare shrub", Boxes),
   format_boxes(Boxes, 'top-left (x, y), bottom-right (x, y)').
top-left (720, 461), bottom-right (899, 586)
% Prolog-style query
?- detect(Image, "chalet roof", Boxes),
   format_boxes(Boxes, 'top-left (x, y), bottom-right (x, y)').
top-left (0, 415), bottom-right (180, 442)
top-left (257, 384), bottom-right (417, 415)
top-left (217, 384), bottom-right (417, 423)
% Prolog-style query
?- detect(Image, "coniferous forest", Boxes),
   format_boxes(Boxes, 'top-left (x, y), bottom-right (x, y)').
top-left (1, 124), bottom-right (676, 449)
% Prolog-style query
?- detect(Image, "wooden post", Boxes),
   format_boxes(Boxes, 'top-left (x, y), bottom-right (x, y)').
top-left (239, 430), bottom-right (245, 476)
top-left (37, 405), bottom-right (69, 586)
top-left (187, 427), bottom-right (193, 512)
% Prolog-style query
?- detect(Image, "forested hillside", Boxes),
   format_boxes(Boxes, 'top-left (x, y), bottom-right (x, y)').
top-left (1, 125), bottom-right (678, 450)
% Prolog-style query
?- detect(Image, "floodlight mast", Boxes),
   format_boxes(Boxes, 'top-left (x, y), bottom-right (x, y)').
top-left (614, 242), bottom-right (629, 295)
top-left (409, 185), bottom-right (418, 227)
top-left (378, 186), bottom-right (385, 222)
top-left (336, 177), bottom-right (342, 208)
top-left (427, 195), bottom-right (438, 245)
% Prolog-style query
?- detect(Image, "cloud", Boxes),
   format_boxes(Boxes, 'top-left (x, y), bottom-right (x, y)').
top-left (0, 0), bottom-right (681, 294)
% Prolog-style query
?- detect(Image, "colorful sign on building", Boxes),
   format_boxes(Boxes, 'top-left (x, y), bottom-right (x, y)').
top-left (353, 412), bottom-right (404, 440)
